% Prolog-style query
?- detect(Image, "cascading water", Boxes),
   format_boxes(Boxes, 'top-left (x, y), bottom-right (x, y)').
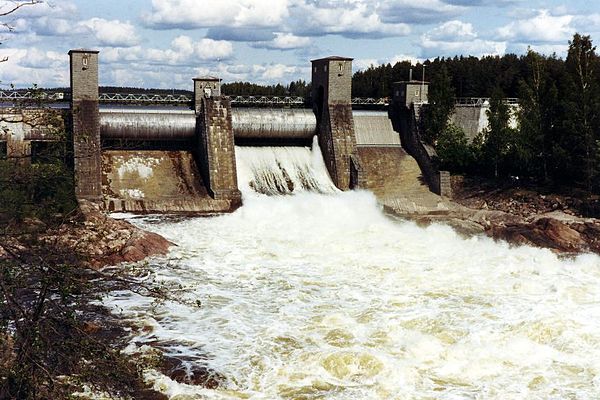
top-left (235, 136), bottom-right (338, 195)
top-left (106, 140), bottom-right (600, 399)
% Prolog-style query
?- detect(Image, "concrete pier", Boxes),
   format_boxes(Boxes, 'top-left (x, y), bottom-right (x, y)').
top-left (311, 56), bottom-right (357, 190)
top-left (69, 49), bottom-right (102, 202)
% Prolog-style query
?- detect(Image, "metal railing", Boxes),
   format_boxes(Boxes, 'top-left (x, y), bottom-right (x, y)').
top-left (455, 97), bottom-right (519, 106)
top-left (351, 97), bottom-right (389, 106)
top-left (0, 90), bottom-right (67, 101)
top-left (0, 90), bottom-right (394, 107)
top-left (227, 95), bottom-right (305, 105)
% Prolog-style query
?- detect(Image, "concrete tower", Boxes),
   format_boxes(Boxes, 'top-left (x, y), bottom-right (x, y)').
top-left (193, 76), bottom-right (222, 112)
top-left (69, 49), bottom-right (102, 202)
top-left (311, 56), bottom-right (357, 190)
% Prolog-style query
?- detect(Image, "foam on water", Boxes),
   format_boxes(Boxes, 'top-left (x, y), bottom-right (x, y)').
top-left (107, 139), bottom-right (600, 398)
top-left (106, 188), bottom-right (600, 399)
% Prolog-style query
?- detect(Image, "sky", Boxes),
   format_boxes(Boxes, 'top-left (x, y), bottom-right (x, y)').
top-left (1, 0), bottom-right (600, 89)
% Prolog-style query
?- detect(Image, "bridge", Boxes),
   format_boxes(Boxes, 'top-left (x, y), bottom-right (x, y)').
top-left (0, 90), bottom-right (393, 107)
top-left (455, 97), bottom-right (519, 106)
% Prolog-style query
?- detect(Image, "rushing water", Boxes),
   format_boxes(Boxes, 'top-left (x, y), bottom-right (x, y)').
top-left (108, 141), bottom-right (600, 399)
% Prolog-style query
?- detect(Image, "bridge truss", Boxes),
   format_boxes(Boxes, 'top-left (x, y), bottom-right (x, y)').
top-left (455, 97), bottom-right (519, 106)
top-left (0, 91), bottom-right (518, 107)
top-left (0, 90), bottom-right (392, 107)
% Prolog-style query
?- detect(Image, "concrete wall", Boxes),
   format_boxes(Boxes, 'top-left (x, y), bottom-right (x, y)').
top-left (451, 104), bottom-right (519, 142)
top-left (0, 108), bottom-right (66, 161)
top-left (389, 84), bottom-right (448, 197)
top-left (102, 150), bottom-right (234, 213)
top-left (353, 111), bottom-right (400, 146)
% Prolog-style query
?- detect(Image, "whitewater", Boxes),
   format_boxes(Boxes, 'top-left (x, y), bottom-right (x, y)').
top-left (108, 140), bottom-right (600, 399)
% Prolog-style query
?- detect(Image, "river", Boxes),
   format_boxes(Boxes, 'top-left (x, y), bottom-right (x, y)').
top-left (108, 140), bottom-right (600, 399)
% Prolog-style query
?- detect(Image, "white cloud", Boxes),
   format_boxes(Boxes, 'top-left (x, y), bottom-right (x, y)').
top-left (428, 20), bottom-right (477, 41)
top-left (12, 15), bottom-right (140, 48)
top-left (390, 54), bottom-right (424, 66)
top-left (379, 0), bottom-right (465, 24)
top-left (79, 18), bottom-right (140, 47)
top-left (497, 10), bottom-right (574, 43)
top-left (251, 33), bottom-right (311, 50)
top-left (270, 33), bottom-right (311, 49)
top-left (144, 0), bottom-right (412, 39)
top-left (421, 21), bottom-right (506, 57)
top-left (143, 0), bottom-right (289, 29)
top-left (0, 48), bottom-right (68, 87)
top-left (289, 1), bottom-right (411, 38)
top-left (102, 36), bottom-right (233, 66)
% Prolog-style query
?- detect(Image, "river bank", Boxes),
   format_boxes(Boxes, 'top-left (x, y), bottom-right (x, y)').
top-left (0, 200), bottom-right (174, 399)
top-left (385, 177), bottom-right (600, 256)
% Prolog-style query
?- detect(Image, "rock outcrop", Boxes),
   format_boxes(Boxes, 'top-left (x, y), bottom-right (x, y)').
top-left (55, 200), bottom-right (173, 268)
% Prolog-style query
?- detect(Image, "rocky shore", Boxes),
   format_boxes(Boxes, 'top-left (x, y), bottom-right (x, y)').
top-left (0, 200), bottom-right (173, 268)
top-left (390, 179), bottom-right (600, 256)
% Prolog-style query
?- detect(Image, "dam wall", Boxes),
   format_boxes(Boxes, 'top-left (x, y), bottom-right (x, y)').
top-left (451, 103), bottom-right (519, 142)
top-left (0, 108), bottom-right (67, 161)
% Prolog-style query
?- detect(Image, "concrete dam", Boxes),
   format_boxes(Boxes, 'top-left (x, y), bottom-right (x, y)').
top-left (1, 50), bottom-right (452, 213)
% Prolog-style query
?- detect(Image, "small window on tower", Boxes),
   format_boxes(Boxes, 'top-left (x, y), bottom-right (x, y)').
top-left (339, 63), bottom-right (344, 72)
top-left (415, 90), bottom-right (420, 97)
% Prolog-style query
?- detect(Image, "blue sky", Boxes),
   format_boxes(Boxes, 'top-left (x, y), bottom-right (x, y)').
top-left (1, 0), bottom-right (600, 89)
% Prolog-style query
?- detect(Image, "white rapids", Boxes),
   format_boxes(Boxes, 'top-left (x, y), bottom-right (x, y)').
top-left (107, 141), bottom-right (600, 400)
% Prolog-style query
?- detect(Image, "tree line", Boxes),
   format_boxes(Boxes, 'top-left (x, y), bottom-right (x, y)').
top-left (424, 33), bottom-right (600, 195)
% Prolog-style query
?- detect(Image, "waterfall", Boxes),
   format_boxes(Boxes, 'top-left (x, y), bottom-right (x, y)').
top-left (235, 136), bottom-right (338, 195)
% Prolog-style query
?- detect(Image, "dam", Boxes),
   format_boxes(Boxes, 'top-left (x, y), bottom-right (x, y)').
top-left (0, 51), bottom-right (451, 214)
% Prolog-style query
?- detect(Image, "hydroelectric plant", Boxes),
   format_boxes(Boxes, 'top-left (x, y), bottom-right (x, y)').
top-left (2, 51), bottom-right (600, 399)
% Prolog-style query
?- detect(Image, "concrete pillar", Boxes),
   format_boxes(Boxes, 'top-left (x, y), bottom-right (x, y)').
top-left (195, 93), bottom-right (241, 204)
top-left (193, 76), bottom-right (221, 112)
top-left (69, 49), bottom-right (102, 202)
top-left (440, 170), bottom-right (452, 198)
top-left (311, 56), bottom-right (357, 190)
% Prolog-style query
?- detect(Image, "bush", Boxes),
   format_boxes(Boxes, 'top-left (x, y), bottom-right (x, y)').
top-left (436, 124), bottom-right (474, 173)
top-left (0, 150), bottom-right (76, 225)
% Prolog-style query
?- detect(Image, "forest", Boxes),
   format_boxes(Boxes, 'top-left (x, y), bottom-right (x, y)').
top-left (420, 33), bottom-right (600, 196)
top-left (221, 34), bottom-right (600, 195)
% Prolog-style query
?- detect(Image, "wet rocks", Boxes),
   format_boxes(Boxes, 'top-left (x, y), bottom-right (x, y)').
top-left (160, 356), bottom-right (224, 388)
top-left (488, 218), bottom-right (587, 253)
top-left (47, 200), bottom-right (173, 268)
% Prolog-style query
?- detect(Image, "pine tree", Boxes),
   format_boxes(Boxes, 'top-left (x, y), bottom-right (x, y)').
top-left (565, 34), bottom-right (600, 192)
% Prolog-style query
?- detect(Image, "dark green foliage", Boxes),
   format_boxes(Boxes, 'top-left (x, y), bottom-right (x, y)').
top-left (422, 65), bottom-right (455, 144)
top-left (221, 79), bottom-right (310, 97)
top-left (435, 124), bottom-right (473, 173)
top-left (0, 150), bottom-right (76, 224)
top-left (480, 87), bottom-right (515, 178)
top-left (563, 34), bottom-right (600, 192)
